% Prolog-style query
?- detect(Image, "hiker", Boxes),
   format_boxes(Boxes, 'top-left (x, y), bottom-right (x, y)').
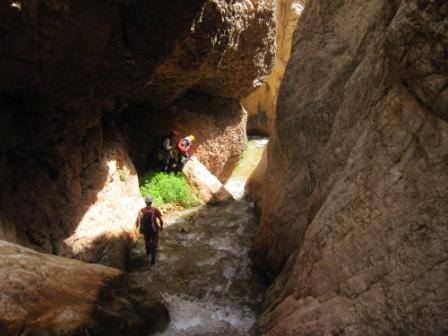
top-left (176, 134), bottom-right (195, 171)
top-left (136, 195), bottom-right (164, 265)
top-left (162, 131), bottom-right (178, 173)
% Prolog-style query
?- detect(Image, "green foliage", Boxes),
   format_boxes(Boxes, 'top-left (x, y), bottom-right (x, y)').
top-left (139, 171), bottom-right (201, 208)
top-left (117, 168), bottom-right (127, 182)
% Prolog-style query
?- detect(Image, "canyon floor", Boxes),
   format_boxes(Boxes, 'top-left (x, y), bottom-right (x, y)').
top-left (127, 137), bottom-right (269, 335)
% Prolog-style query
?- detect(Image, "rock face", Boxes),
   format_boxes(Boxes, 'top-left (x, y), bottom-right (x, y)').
top-left (0, 239), bottom-right (169, 335)
top-left (242, 0), bottom-right (304, 135)
top-left (126, 0), bottom-right (277, 108)
top-left (0, 0), bottom-right (276, 108)
top-left (0, 97), bottom-right (143, 270)
top-left (0, 0), bottom-right (275, 265)
top-left (249, 0), bottom-right (448, 334)
top-left (182, 157), bottom-right (233, 204)
top-left (121, 92), bottom-right (248, 182)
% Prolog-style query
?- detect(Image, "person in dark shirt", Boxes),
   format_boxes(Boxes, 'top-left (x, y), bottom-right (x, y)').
top-left (136, 195), bottom-right (164, 265)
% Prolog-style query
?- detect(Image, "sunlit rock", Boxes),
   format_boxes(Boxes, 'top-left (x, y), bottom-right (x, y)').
top-left (182, 157), bottom-right (233, 204)
top-left (242, 0), bottom-right (305, 135)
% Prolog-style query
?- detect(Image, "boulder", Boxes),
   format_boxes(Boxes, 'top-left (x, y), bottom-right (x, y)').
top-left (121, 92), bottom-right (248, 182)
top-left (182, 157), bottom-right (233, 204)
top-left (250, 0), bottom-right (448, 334)
top-left (0, 239), bottom-right (169, 335)
top-left (125, 0), bottom-right (277, 107)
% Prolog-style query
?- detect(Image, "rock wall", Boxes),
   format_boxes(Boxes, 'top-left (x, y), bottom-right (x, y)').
top-left (0, 0), bottom-right (276, 266)
top-left (249, 0), bottom-right (448, 334)
top-left (126, 0), bottom-right (277, 108)
top-left (0, 240), bottom-right (168, 335)
top-left (242, 0), bottom-right (304, 135)
top-left (0, 96), bottom-right (143, 269)
top-left (119, 92), bottom-right (247, 182)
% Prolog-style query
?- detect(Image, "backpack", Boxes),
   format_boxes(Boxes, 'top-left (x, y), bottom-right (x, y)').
top-left (139, 209), bottom-right (157, 235)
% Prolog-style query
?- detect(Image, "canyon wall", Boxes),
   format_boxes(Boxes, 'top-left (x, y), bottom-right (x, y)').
top-left (242, 0), bottom-right (305, 135)
top-left (0, 0), bottom-right (276, 266)
top-left (249, 0), bottom-right (448, 334)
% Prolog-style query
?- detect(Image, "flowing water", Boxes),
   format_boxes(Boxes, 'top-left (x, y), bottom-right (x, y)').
top-left (128, 137), bottom-right (268, 336)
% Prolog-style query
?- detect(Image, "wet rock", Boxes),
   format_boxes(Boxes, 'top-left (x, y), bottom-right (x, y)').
top-left (249, 0), bottom-right (448, 334)
top-left (182, 157), bottom-right (233, 204)
top-left (242, 0), bottom-right (305, 135)
top-left (0, 239), bottom-right (169, 335)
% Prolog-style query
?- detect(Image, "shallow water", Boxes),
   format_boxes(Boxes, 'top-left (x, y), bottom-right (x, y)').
top-left (129, 137), bottom-right (268, 336)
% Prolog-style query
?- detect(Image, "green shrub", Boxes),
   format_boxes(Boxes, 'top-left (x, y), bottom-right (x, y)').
top-left (117, 168), bottom-right (127, 182)
top-left (139, 171), bottom-right (201, 208)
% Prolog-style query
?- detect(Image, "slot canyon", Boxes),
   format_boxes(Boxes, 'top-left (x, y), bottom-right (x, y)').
top-left (0, 0), bottom-right (447, 335)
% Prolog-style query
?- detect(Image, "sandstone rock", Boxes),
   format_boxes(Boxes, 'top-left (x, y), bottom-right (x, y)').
top-left (61, 146), bottom-right (144, 270)
top-left (125, 0), bottom-right (277, 107)
top-left (242, 0), bottom-right (304, 135)
top-left (250, 0), bottom-right (448, 334)
top-left (182, 157), bottom-right (233, 204)
top-left (0, 0), bottom-right (276, 108)
top-left (0, 239), bottom-right (169, 335)
top-left (0, 97), bottom-right (142, 270)
top-left (245, 146), bottom-right (267, 204)
top-left (121, 92), bottom-right (248, 182)
top-left (169, 93), bottom-right (248, 181)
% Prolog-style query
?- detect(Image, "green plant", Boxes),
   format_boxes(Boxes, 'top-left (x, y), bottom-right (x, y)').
top-left (117, 168), bottom-right (127, 182)
top-left (139, 171), bottom-right (201, 208)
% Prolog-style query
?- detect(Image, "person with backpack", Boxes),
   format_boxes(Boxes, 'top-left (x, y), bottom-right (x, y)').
top-left (136, 195), bottom-right (164, 265)
top-left (176, 134), bottom-right (195, 171)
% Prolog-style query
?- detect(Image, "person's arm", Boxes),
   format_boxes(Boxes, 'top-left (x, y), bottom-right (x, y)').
top-left (156, 209), bottom-right (164, 230)
top-left (135, 209), bottom-right (142, 229)
top-left (163, 138), bottom-right (172, 150)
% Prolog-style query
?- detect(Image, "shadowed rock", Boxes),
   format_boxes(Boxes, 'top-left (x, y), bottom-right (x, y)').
top-left (248, 0), bottom-right (448, 334)
top-left (0, 239), bottom-right (169, 335)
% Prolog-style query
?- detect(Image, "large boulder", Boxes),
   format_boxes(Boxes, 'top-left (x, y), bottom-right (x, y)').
top-left (249, 0), bottom-right (448, 334)
top-left (121, 92), bottom-right (248, 182)
top-left (125, 0), bottom-right (277, 107)
top-left (242, 0), bottom-right (304, 135)
top-left (0, 240), bottom-right (169, 335)
top-left (182, 157), bottom-right (233, 204)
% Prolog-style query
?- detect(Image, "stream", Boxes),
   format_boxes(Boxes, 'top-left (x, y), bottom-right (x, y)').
top-left (128, 137), bottom-right (268, 336)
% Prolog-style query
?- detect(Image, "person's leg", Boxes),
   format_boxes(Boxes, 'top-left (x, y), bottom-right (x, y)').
top-left (144, 234), bottom-right (151, 255)
top-left (150, 247), bottom-right (157, 265)
top-left (150, 232), bottom-right (159, 265)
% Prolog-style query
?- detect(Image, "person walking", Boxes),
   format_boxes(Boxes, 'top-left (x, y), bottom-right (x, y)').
top-left (136, 195), bottom-right (164, 265)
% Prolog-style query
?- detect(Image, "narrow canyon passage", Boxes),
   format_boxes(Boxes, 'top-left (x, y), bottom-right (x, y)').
top-left (127, 137), bottom-right (269, 335)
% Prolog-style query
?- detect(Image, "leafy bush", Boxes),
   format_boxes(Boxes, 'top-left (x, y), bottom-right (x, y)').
top-left (139, 171), bottom-right (201, 208)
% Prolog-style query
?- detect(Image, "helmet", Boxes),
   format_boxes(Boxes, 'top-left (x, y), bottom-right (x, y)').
top-left (144, 195), bottom-right (153, 204)
top-left (187, 135), bottom-right (195, 142)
